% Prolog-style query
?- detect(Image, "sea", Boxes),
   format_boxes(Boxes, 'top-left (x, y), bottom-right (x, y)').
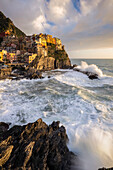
top-left (0, 59), bottom-right (113, 170)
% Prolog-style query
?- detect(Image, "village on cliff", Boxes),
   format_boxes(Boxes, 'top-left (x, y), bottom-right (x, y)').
top-left (0, 31), bottom-right (71, 79)
top-left (0, 32), bottom-right (63, 65)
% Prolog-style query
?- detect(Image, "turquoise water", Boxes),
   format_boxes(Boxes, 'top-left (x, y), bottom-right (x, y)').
top-left (0, 59), bottom-right (113, 169)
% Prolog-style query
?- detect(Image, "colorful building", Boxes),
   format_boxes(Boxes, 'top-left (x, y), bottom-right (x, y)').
top-left (5, 30), bottom-right (10, 36)
top-left (0, 52), bottom-right (3, 62)
top-left (46, 35), bottom-right (53, 44)
top-left (0, 50), bottom-right (7, 62)
top-left (39, 33), bottom-right (43, 38)
top-left (7, 53), bottom-right (17, 63)
top-left (37, 43), bottom-right (43, 56)
top-left (52, 38), bottom-right (56, 45)
top-left (41, 37), bottom-right (47, 47)
top-left (29, 54), bottom-right (37, 63)
top-left (54, 38), bottom-right (61, 45)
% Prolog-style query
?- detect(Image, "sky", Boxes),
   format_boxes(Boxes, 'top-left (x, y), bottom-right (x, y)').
top-left (0, 0), bottom-right (113, 58)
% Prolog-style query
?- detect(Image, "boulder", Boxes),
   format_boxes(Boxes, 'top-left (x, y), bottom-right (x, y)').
top-left (88, 74), bottom-right (98, 80)
top-left (73, 68), bottom-right (99, 80)
top-left (0, 119), bottom-right (76, 169)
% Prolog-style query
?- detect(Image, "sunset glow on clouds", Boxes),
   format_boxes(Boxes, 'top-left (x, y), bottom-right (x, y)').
top-left (0, 0), bottom-right (113, 58)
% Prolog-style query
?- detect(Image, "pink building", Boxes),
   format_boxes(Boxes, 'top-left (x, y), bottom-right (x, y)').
top-left (7, 53), bottom-right (17, 63)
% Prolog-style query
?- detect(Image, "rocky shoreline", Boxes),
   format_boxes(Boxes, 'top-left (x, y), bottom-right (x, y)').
top-left (0, 120), bottom-right (112, 170)
top-left (73, 67), bottom-right (98, 80)
top-left (0, 119), bottom-right (77, 170)
top-left (0, 65), bottom-right (44, 80)
top-left (0, 63), bottom-right (99, 81)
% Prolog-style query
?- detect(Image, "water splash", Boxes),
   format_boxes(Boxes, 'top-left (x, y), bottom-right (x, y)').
top-left (76, 61), bottom-right (103, 77)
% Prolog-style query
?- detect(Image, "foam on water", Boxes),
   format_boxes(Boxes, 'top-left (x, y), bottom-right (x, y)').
top-left (55, 70), bottom-right (113, 88)
top-left (0, 63), bottom-right (113, 169)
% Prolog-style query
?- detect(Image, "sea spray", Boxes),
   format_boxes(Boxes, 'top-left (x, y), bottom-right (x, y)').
top-left (76, 61), bottom-right (103, 77)
top-left (68, 127), bottom-right (113, 170)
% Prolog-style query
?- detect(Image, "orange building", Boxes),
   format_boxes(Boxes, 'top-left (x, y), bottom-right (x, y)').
top-left (52, 38), bottom-right (56, 44)
top-left (46, 35), bottom-right (53, 44)
top-left (5, 30), bottom-right (10, 36)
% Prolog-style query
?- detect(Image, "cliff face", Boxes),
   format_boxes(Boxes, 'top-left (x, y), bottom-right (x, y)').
top-left (31, 46), bottom-right (71, 71)
top-left (37, 56), bottom-right (55, 70)
top-left (0, 11), bottom-right (26, 37)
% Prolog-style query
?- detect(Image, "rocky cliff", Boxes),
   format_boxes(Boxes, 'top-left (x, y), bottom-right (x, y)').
top-left (31, 46), bottom-right (71, 71)
top-left (0, 119), bottom-right (76, 170)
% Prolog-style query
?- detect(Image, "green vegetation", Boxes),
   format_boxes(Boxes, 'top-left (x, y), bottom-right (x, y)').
top-left (0, 11), bottom-right (26, 37)
top-left (47, 44), bottom-right (68, 61)
top-left (54, 50), bottom-right (68, 61)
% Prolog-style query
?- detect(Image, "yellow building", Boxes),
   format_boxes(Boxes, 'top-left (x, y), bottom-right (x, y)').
top-left (2, 50), bottom-right (7, 55)
top-left (0, 52), bottom-right (3, 62)
top-left (29, 54), bottom-right (37, 63)
top-left (46, 35), bottom-right (52, 44)
top-left (52, 38), bottom-right (56, 44)
top-left (54, 38), bottom-right (61, 45)
top-left (0, 50), bottom-right (7, 62)
top-left (5, 30), bottom-right (10, 35)
top-left (39, 33), bottom-right (43, 38)
top-left (41, 37), bottom-right (47, 47)
top-left (9, 53), bottom-right (15, 58)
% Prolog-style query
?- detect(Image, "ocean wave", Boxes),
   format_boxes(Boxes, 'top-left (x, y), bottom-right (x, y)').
top-left (75, 61), bottom-right (103, 77)
top-left (0, 62), bottom-right (113, 170)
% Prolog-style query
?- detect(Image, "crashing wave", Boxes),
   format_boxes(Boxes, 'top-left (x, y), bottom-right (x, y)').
top-left (73, 61), bottom-right (103, 78)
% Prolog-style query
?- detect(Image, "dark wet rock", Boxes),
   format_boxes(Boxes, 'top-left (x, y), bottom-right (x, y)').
top-left (73, 64), bottom-right (78, 68)
top-left (73, 67), bottom-right (99, 80)
top-left (69, 64), bottom-right (78, 69)
top-left (88, 74), bottom-right (98, 80)
top-left (0, 119), bottom-right (76, 169)
top-left (9, 66), bottom-right (43, 80)
top-left (0, 122), bottom-right (9, 134)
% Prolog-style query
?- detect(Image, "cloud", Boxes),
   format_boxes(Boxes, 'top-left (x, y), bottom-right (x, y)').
top-left (33, 15), bottom-right (50, 32)
top-left (63, 0), bottom-right (113, 51)
top-left (0, 0), bottom-right (113, 58)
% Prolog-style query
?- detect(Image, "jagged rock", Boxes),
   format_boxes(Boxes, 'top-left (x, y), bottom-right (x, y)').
top-left (69, 64), bottom-right (78, 69)
top-left (31, 47), bottom-right (71, 71)
top-left (73, 67), bottom-right (99, 80)
top-left (0, 119), bottom-right (76, 169)
top-left (0, 122), bottom-right (9, 134)
top-left (37, 56), bottom-right (55, 70)
top-left (73, 64), bottom-right (78, 68)
top-left (88, 74), bottom-right (98, 80)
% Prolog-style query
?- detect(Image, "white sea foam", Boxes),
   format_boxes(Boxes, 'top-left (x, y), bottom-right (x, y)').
top-left (55, 69), bottom-right (113, 88)
top-left (75, 61), bottom-right (103, 77)
top-left (0, 63), bottom-right (113, 170)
